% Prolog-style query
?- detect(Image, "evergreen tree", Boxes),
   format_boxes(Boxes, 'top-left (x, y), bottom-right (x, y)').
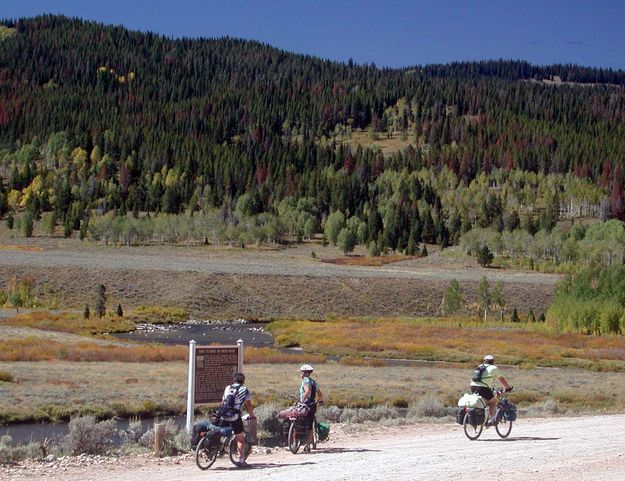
top-left (22, 212), bottom-right (34, 237)
top-left (442, 279), bottom-right (464, 315)
top-left (477, 245), bottom-right (494, 267)
top-left (95, 284), bottom-right (107, 318)
top-left (337, 227), bottom-right (357, 255)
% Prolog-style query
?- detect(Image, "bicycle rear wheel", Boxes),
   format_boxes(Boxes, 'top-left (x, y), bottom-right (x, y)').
top-left (195, 436), bottom-right (218, 470)
top-left (463, 412), bottom-right (483, 440)
top-left (495, 418), bottom-right (513, 438)
top-left (312, 418), bottom-right (318, 449)
top-left (288, 421), bottom-right (301, 454)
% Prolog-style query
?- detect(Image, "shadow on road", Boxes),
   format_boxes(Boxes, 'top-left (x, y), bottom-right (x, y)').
top-left (478, 436), bottom-right (560, 442)
top-left (211, 461), bottom-right (316, 471)
top-left (312, 447), bottom-right (382, 454)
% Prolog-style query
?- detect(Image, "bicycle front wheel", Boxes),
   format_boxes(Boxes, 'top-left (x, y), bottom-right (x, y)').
top-left (463, 412), bottom-right (483, 440)
top-left (195, 436), bottom-right (218, 470)
top-left (496, 418), bottom-right (513, 438)
top-left (288, 421), bottom-right (301, 454)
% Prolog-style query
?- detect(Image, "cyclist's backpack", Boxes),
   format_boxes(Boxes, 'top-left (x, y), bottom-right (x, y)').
top-left (472, 364), bottom-right (487, 383)
top-left (217, 384), bottom-right (242, 421)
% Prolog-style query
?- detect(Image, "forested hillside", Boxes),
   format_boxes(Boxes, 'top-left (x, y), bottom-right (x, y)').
top-left (2, 15), bottom-right (625, 257)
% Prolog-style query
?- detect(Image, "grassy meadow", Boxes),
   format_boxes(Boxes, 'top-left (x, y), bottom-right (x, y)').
top-left (2, 360), bottom-right (625, 426)
top-left (269, 317), bottom-right (625, 371)
top-left (2, 309), bottom-right (625, 425)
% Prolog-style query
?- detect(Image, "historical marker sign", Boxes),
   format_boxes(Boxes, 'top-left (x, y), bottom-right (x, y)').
top-left (186, 339), bottom-right (244, 432)
top-left (194, 346), bottom-right (239, 404)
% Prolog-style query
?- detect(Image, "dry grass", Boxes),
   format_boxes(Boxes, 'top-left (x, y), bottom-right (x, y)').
top-left (128, 305), bottom-right (188, 324)
top-left (268, 317), bottom-right (625, 371)
top-left (0, 244), bottom-right (44, 252)
top-left (0, 337), bottom-right (187, 362)
top-left (321, 254), bottom-right (420, 266)
top-left (0, 311), bottom-right (135, 335)
top-left (0, 337), bottom-right (325, 364)
top-left (1, 360), bottom-right (624, 424)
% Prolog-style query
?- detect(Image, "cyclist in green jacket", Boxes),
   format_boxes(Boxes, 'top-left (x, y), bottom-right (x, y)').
top-left (299, 364), bottom-right (324, 452)
top-left (470, 355), bottom-right (512, 424)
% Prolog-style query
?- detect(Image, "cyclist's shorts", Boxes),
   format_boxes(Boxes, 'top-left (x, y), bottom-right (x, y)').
top-left (470, 385), bottom-right (494, 401)
top-left (226, 417), bottom-right (244, 434)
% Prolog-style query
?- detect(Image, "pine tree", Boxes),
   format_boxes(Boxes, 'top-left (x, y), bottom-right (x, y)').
top-left (95, 284), bottom-right (107, 318)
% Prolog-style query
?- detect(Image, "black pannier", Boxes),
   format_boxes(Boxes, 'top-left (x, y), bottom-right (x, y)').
top-left (466, 407), bottom-right (486, 426)
top-left (455, 407), bottom-right (466, 425)
top-left (191, 421), bottom-right (221, 449)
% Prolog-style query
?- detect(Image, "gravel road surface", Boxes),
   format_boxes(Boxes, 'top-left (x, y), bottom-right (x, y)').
top-left (4, 416), bottom-right (623, 481)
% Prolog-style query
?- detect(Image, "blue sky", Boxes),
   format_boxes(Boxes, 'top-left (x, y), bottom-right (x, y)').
top-left (3, 0), bottom-right (625, 69)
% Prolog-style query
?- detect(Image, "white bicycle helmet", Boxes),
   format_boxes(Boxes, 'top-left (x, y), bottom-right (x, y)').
top-left (483, 354), bottom-right (495, 364)
top-left (300, 364), bottom-right (314, 372)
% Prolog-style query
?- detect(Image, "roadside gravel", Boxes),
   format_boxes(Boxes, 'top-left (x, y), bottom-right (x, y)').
top-left (2, 416), bottom-right (623, 481)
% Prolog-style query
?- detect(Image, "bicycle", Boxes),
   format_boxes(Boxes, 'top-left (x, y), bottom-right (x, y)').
top-left (462, 389), bottom-right (516, 440)
top-left (284, 401), bottom-right (321, 454)
top-left (194, 415), bottom-right (253, 470)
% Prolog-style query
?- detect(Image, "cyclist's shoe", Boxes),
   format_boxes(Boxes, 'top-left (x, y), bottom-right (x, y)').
top-left (236, 460), bottom-right (250, 468)
top-left (484, 418), bottom-right (494, 427)
top-left (303, 444), bottom-right (311, 453)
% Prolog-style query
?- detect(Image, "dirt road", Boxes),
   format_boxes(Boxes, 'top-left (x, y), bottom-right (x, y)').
top-left (5, 416), bottom-right (624, 481)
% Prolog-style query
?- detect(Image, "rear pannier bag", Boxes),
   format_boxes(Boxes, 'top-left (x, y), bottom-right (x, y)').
top-left (295, 416), bottom-right (309, 436)
top-left (455, 407), bottom-right (466, 425)
top-left (190, 421), bottom-right (210, 449)
top-left (467, 407), bottom-right (486, 426)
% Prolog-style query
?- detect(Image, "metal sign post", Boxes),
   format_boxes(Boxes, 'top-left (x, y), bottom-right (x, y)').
top-left (186, 340), bottom-right (196, 433)
top-left (186, 339), bottom-right (244, 433)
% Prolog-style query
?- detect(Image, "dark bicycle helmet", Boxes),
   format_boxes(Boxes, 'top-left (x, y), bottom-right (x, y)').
top-left (234, 372), bottom-right (245, 384)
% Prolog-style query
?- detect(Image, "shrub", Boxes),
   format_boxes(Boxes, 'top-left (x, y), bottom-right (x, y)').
top-left (0, 435), bottom-right (41, 464)
top-left (317, 405), bottom-right (342, 423)
top-left (253, 403), bottom-right (283, 439)
top-left (121, 418), bottom-right (144, 445)
top-left (0, 371), bottom-right (13, 383)
top-left (542, 398), bottom-right (560, 414)
top-left (408, 394), bottom-right (448, 418)
top-left (341, 405), bottom-right (397, 423)
top-left (139, 419), bottom-right (185, 456)
top-left (367, 240), bottom-right (381, 257)
top-left (65, 416), bottom-right (115, 455)
top-left (131, 305), bottom-right (188, 324)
